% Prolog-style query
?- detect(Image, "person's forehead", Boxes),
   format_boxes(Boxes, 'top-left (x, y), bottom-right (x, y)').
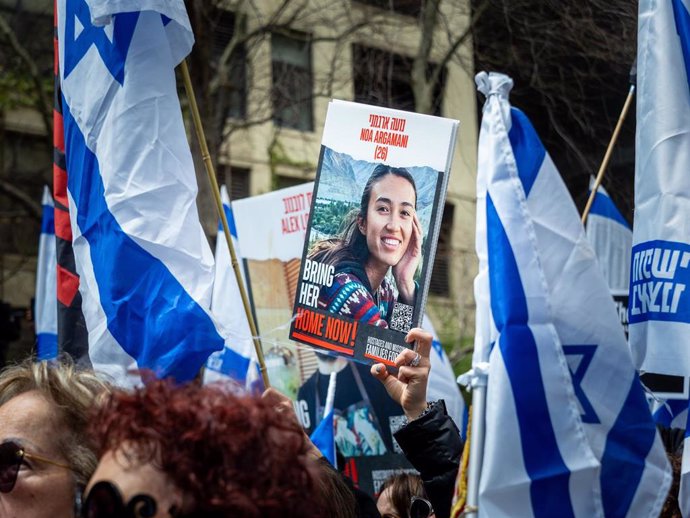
top-left (377, 486), bottom-right (398, 515)
top-left (0, 390), bottom-right (62, 454)
top-left (371, 175), bottom-right (415, 200)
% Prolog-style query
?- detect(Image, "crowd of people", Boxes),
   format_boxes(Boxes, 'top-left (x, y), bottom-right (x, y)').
top-left (0, 328), bottom-right (463, 518)
top-left (2, 324), bottom-right (688, 517)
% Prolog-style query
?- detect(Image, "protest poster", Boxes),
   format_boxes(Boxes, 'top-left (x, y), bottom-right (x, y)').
top-left (232, 183), bottom-right (318, 398)
top-left (289, 100), bottom-right (459, 365)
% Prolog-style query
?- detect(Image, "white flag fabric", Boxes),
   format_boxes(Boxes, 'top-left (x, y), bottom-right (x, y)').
top-left (630, 0), bottom-right (690, 376)
top-left (35, 186), bottom-right (58, 360)
top-left (56, 0), bottom-right (224, 385)
top-left (422, 313), bottom-right (467, 437)
top-left (473, 72), bottom-right (670, 518)
top-left (203, 186), bottom-right (259, 391)
top-left (586, 178), bottom-right (632, 294)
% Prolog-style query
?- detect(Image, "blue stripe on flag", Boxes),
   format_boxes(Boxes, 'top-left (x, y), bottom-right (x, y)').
top-left (41, 204), bottom-right (55, 235)
top-left (601, 375), bottom-right (657, 517)
top-left (310, 409), bottom-right (336, 466)
top-left (36, 333), bottom-right (58, 361)
top-left (218, 346), bottom-right (251, 383)
top-left (432, 338), bottom-right (444, 358)
top-left (590, 191), bottom-right (630, 229)
top-left (62, 98), bottom-right (224, 382)
top-left (653, 399), bottom-right (687, 428)
top-left (217, 203), bottom-right (238, 238)
top-left (508, 108), bottom-right (546, 197)
top-left (672, 0), bottom-right (690, 93)
top-left (487, 194), bottom-right (575, 518)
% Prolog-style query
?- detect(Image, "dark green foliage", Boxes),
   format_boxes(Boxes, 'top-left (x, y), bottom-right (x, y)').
top-left (310, 199), bottom-right (357, 237)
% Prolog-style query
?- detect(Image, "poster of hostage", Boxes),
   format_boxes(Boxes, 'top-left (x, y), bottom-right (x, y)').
top-left (290, 100), bottom-right (459, 365)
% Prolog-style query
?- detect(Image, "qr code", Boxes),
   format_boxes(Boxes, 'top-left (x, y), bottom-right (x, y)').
top-left (390, 302), bottom-right (413, 332)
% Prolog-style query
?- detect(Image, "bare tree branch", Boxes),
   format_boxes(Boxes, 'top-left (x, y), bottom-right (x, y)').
top-left (0, 180), bottom-right (41, 221)
top-left (0, 13), bottom-right (52, 137)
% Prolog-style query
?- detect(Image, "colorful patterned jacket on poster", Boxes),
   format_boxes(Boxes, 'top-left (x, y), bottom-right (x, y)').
top-left (317, 262), bottom-right (396, 327)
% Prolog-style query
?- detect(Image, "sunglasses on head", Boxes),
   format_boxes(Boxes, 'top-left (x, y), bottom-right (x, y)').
top-left (79, 480), bottom-right (202, 518)
top-left (409, 495), bottom-right (434, 518)
top-left (0, 440), bottom-right (72, 493)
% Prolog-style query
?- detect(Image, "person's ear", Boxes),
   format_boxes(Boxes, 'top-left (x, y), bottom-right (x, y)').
top-left (357, 216), bottom-right (366, 235)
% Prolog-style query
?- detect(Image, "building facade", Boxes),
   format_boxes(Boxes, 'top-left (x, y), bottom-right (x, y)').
top-left (0, 0), bottom-right (479, 363)
top-left (208, 0), bottom-right (479, 350)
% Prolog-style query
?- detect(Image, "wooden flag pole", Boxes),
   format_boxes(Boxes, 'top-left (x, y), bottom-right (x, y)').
top-left (179, 60), bottom-right (271, 389)
top-left (581, 83), bottom-right (636, 225)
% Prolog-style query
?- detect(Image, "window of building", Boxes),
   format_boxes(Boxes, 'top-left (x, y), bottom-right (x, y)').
top-left (429, 203), bottom-right (454, 297)
top-left (354, 0), bottom-right (422, 17)
top-left (220, 166), bottom-right (251, 201)
top-left (352, 44), bottom-right (444, 115)
top-left (271, 32), bottom-right (313, 131)
top-left (274, 175), bottom-right (310, 190)
top-left (211, 10), bottom-right (247, 119)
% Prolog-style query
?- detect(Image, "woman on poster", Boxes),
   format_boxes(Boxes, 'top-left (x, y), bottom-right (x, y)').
top-left (310, 164), bottom-right (422, 328)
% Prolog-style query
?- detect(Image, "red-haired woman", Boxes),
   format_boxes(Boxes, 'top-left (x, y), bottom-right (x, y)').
top-left (80, 380), bottom-right (335, 518)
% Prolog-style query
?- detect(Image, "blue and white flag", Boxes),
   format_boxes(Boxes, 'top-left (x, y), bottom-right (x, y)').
top-left (310, 372), bottom-right (337, 466)
top-left (473, 72), bottom-right (670, 518)
top-left (203, 186), bottom-right (260, 392)
top-left (422, 313), bottom-right (467, 438)
top-left (310, 408), bottom-right (335, 466)
top-left (35, 186), bottom-right (58, 361)
top-left (630, 0), bottom-right (690, 376)
top-left (586, 178), bottom-right (632, 294)
top-left (652, 397), bottom-right (688, 429)
top-left (56, 0), bottom-right (224, 385)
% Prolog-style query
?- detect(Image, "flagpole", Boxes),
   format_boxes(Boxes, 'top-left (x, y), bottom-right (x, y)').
top-left (179, 60), bottom-right (271, 389)
top-left (464, 380), bottom-right (486, 517)
top-left (581, 81), bottom-right (636, 225)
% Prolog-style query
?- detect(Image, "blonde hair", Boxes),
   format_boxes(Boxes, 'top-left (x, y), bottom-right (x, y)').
top-left (0, 358), bottom-right (110, 486)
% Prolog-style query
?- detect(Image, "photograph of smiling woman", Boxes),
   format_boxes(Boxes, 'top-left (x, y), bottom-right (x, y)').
top-left (309, 164), bottom-right (423, 330)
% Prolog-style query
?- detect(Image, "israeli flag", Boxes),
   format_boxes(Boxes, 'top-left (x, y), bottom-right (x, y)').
top-left (35, 186), bottom-right (58, 361)
top-left (586, 178), bottom-right (632, 294)
top-left (652, 397), bottom-right (688, 430)
top-left (474, 72), bottom-right (670, 518)
top-left (56, 0), bottom-right (224, 385)
top-left (422, 313), bottom-right (467, 438)
top-left (203, 186), bottom-right (259, 391)
top-left (310, 372), bottom-right (337, 466)
top-left (630, 0), bottom-right (690, 376)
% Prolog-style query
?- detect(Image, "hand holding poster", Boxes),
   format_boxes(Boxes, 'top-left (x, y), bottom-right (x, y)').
top-left (290, 100), bottom-right (459, 365)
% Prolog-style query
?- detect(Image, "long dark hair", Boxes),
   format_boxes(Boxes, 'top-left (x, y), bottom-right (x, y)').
top-left (310, 164), bottom-right (417, 268)
top-left (378, 473), bottom-right (427, 518)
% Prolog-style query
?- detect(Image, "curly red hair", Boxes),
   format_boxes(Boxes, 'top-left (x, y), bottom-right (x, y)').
top-left (90, 380), bottom-right (323, 518)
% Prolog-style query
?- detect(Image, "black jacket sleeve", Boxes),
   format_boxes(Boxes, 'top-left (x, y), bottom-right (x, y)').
top-left (393, 400), bottom-right (463, 518)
